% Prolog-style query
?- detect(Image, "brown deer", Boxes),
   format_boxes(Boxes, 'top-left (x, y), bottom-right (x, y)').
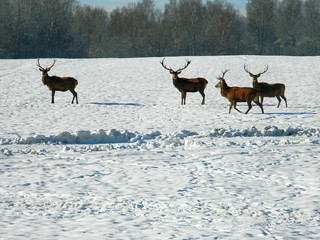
top-left (36, 59), bottom-right (78, 104)
top-left (244, 65), bottom-right (287, 108)
top-left (215, 70), bottom-right (264, 114)
top-left (160, 58), bottom-right (208, 105)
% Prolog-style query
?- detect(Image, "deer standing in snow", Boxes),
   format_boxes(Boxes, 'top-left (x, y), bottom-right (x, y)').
top-left (215, 69), bottom-right (264, 114)
top-left (244, 65), bottom-right (287, 108)
top-left (160, 58), bottom-right (208, 105)
top-left (36, 59), bottom-right (78, 104)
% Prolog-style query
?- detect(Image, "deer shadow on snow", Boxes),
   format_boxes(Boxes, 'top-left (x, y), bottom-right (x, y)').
top-left (234, 103), bottom-right (317, 115)
top-left (89, 102), bottom-right (142, 106)
top-left (264, 111), bottom-right (318, 115)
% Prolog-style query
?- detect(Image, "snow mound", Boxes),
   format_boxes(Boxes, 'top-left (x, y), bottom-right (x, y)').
top-left (207, 126), bottom-right (320, 138)
top-left (1, 126), bottom-right (319, 146)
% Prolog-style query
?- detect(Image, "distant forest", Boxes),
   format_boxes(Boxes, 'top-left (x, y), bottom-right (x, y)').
top-left (0, 0), bottom-right (319, 58)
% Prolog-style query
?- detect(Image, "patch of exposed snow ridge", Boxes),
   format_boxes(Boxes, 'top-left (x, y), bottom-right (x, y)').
top-left (1, 126), bottom-right (319, 145)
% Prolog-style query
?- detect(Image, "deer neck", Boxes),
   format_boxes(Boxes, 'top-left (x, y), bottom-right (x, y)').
top-left (42, 73), bottom-right (50, 85)
top-left (172, 74), bottom-right (179, 81)
top-left (220, 81), bottom-right (230, 96)
top-left (252, 79), bottom-right (260, 88)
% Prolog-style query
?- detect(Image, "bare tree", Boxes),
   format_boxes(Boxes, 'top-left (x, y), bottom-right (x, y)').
top-left (205, 0), bottom-right (241, 55)
top-left (73, 6), bottom-right (110, 57)
top-left (38, 0), bottom-right (76, 57)
top-left (1, 0), bottom-right (319, 58)
top-left (246, 0), bottom-right (276, 54)
top-left (109, 0), bottom-right (157, 57)
top-left (178, 0), bottom-right (204, 55)
top-left (162, 0), bottom-right (182, 55)
top-left (298, 0), bottom-right (320, 55)
top-left (273, 0), bottom-right (303, 55)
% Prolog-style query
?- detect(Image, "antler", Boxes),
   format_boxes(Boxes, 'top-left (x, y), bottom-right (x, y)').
top-left (36, 59), bottom-right (56, 70)
top-left (176, 59), bottom-right (191, 72)
top-left (217, 69), bottom-right (229, 79)
top-left (36, 59), bottom-right (45, 70)
top-left (243, 64), bottom-right (251, 75)
top-left (47, 60), bottom-right (56, 71)
top-left (160, 58), bottom-right (191, 73)
top-left (259, 65), bottom-right (269, 75)
top-left (244, 64), bottom-right (268, 76)
top-left (160, 58), bottom-right (173, 71)
top-left (222, 69), bottom-right (229, 77)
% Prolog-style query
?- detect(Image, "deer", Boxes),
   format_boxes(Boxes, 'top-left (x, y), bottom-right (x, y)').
top-left (36, 59), bottom-right (78, 104)
top-left (244, 64), bottom-right (287, 108)
top-left (215, 69), bottom-right (264, 114)
top-left (160, 58), bottom-right (208, 105)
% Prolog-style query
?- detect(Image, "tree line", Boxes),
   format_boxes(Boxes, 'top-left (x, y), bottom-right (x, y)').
top-left (0, 0), bottom-right (319, 59)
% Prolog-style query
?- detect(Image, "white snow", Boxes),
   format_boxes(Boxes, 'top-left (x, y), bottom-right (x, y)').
top-left (0, 56), bottom-right (319, 239)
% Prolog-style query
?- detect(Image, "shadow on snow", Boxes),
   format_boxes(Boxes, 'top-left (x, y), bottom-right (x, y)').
top-left (89, 102), bottom-right (142, 106)
top-left (264, 112), bottom-right (318, 115)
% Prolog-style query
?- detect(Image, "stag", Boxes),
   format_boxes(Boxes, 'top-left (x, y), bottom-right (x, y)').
top-left (215, 70), bottom-right (264, 114)
top-left (36, 59), bottom-right (78, 104)
top-left (160, 58), bottom-right (208, 105)
top-left (244, 65), bottom-right (287, 108)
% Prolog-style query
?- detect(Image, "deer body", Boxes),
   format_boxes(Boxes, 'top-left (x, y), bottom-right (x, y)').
top-left (244, 65), bottom-right (287, 108)
top-left (215, 70), bottom-right (264, 114)
top-left (252, 81), bottom-right (286, 108)
top-left (161, 59), bottom-right (208, 105)
top-left (172, 76), bottom-right (208, 105)
top-left (37, 59), bottom-right (78, 104)
top-left (42, 74), bottom-right (78, 91)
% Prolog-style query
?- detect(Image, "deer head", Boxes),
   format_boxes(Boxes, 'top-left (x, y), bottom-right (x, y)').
top-left (36, 59), bottom-right (56, 76)
top-left (160, 58), bottom-right (191, 80)
top-left (244, 64), bottom-right (268, 82)
top-left (215, 69), bottom-right (229, 88)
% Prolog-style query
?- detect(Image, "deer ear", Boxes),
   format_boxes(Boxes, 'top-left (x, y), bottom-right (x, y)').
top-left (170, 70), bottom-right (174, 74)
top-left (177, 71), bottom-right (182, 74)
top-left (257, 73), bottom-right (261, 77)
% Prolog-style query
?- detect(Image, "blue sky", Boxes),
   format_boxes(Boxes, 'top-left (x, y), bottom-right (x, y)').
top-left (78, 0), bottom-right (248, 14)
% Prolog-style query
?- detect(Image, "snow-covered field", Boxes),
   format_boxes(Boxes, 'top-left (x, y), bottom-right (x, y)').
top-left (1, 56), bottom-right (319, 239)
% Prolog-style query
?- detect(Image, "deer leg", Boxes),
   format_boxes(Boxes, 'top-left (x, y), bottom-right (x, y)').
top-left (75, 91), bottom-right (78, 104)
top-left (71, 93), bottom-right (75, 104)
top-left (254, 100), bottom-right (264, 114)
top-left (234, 104), bottom-right (243, 113)
top-left (245, 101), bottom-right (252, 114)
top-left (70, 90), bottom-right (78, 104)
top-left (51, 90), bottom-right (55, 104)
top-left (228, 102), bottom-right (233, 114)
top-left (181, 91), bottom-right (186, 105)
top-left (276, 96), bottom-right (281, 108)
top-left (281, 95), bottom-right (287, 107)
top-left (200, 90), bottom-right (205, 105)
